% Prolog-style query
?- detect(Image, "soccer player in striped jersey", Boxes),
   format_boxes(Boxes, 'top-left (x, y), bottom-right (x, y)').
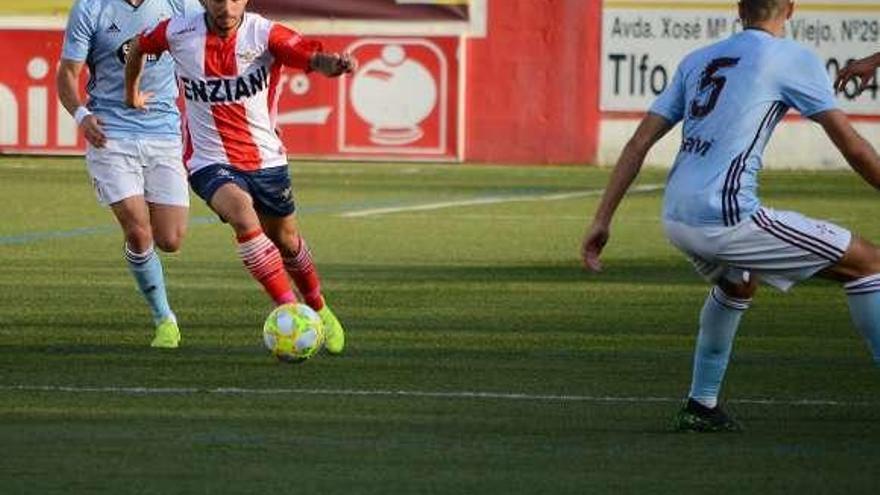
top-left (582, 0), bottom-right (880, 432)
top-left (58, 0), bottom-right (203, 349)
top-left (124, 0), bottom-right (355, 354)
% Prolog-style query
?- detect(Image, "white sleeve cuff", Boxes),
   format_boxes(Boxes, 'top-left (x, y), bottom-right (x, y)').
top-left (74, 106), bottom-right (92, 125)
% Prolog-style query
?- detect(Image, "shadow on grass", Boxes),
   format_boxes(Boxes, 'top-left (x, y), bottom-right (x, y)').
top-left (0, 259), bottom-right (706, 291)
top-left (315, 261), bottom-right (701, 286)
top-left (0, 343), bottom-right (259, 355)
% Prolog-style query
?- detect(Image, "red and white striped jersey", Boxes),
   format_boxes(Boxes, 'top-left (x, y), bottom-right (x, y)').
top-left (139, 12), bottom-right (321, 173)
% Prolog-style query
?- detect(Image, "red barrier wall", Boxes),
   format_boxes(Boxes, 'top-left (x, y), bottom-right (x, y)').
top-left (466, 0), bottom-right (601, 164)
top-left (0, 31), bottom-right (461, 160)
top-left (0, 1), bottom-right (604, 164)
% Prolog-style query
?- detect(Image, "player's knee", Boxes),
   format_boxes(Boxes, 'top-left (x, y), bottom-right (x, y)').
top-left (155, 232), bottom-right (183, 253)
top-left (837, 237), bottom-right (880, 280)
top-left (124, 225), bottom-right (154, 253)
top-left (228, 219), bottom-right (259, 239)
top-left (717, 278), bottom-right (757, 300)
top-left (864, 244), bottom-right (880, 274)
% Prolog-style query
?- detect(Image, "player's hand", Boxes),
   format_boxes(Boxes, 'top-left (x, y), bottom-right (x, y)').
top-left (835, 55), bottom-right (879, 94)
top-left (80, 114), bottom-right (107, 148)
top-left (127, 91), bottom-right (154, 111)
top-left (582, 223), bottom-right (610, 272)
top-left (337, 52), bottom-right (358, 74)
top-left (311, 52), bottom-right (357, 78)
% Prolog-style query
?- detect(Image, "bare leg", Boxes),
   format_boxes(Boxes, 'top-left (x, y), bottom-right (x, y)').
top-left (209, 184), bottom-right (295, 305)
top-left (111, 195), bottom-right (174, 325)
top-left (148, 203), bottom-right (188, 253)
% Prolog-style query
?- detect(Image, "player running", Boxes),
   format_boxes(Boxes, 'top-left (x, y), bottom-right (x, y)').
top-left (582, 0), bottom-right (880, 432)
top-left (123, 0), bottom-right (354, 354)
top-left (58, 0), bottom-right (203, 348)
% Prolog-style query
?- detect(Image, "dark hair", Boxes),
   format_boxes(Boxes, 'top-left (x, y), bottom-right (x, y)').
top-left (739, 0), bottom-right (788, 23)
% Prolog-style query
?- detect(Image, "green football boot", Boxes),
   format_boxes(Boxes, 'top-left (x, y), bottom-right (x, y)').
top-left (318, 305), bottom-right (345, 355)
top-left (151, 317), bottom-right (181, 349)
top-left (674, 399), bottom-right (742, 433)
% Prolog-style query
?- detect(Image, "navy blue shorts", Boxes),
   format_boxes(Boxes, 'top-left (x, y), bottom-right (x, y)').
top-left (189, 164), bottom-right (295, 218)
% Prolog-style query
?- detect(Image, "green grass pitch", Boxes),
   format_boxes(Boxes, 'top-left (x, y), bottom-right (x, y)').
top-left (1, 156), bottom-right (879, 493)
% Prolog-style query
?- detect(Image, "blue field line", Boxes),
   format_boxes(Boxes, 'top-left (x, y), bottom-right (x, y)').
top-left (0, 215), bottom-right (215, 246)
top-left (0, 200), bottom-right (361, 246)
top-left (0, 186), bottom-right (652, 246)
top-left (0, 225), bottom-right (119, 245)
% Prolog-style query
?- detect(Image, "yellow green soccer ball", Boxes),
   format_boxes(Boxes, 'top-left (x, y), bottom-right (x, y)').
top-left (262, 303), bottom-right (325, 363)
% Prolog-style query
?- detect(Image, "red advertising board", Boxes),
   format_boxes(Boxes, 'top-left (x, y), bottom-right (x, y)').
top-left (0, 29), bottom-right (461, 161)
top-left (0, 30), bottom-right (81, 154)
top-left (280, 36), bottom-right (461, 160)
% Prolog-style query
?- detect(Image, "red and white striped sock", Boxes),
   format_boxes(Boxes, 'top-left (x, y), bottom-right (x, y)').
top-left (236, 230), bottom-right (296, 305)
top-left (282, 236), bottom-right (324, 311)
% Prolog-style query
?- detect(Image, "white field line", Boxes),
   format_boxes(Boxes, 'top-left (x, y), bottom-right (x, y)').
top-left (340, 184), bottom-right (664, 218)
top-left (0, 385), bottom-right (872, 407)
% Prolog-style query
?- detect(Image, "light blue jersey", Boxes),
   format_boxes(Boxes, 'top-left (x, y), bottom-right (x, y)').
top-left (650, 29), bottom-right (838, 227)
top-left (61, 0), bottom-right (202, 138)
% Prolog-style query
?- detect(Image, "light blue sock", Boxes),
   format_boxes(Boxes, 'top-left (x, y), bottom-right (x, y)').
top-left (688, 286), bottom-right (751, 408)
top-left (125, 243), bottom-right (174, 326)
top-left (844, 274), bottom-right (880, 365)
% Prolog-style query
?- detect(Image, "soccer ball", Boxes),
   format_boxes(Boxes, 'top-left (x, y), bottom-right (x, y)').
top-left (263, 303), bottom-right (325, 363)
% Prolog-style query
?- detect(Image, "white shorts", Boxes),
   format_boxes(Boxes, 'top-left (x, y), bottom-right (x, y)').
top-left (86, 137), bottom-right (190, 207)
top-left (664, 207), bottom-right (852, 292)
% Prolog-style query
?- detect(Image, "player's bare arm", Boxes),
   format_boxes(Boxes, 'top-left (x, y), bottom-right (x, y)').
top-left (123, 38), bottom-right (153, 110)
top-left (834, 52), bottom-right (880, 95)
top-left (813, 109), bottom-right (880, 189)
top-left (56, 59), bottom-right (107, 148)
top-left (582, 113), bottom-right (673, 272)
top-left (309, 52), bottom-right (357, 78)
